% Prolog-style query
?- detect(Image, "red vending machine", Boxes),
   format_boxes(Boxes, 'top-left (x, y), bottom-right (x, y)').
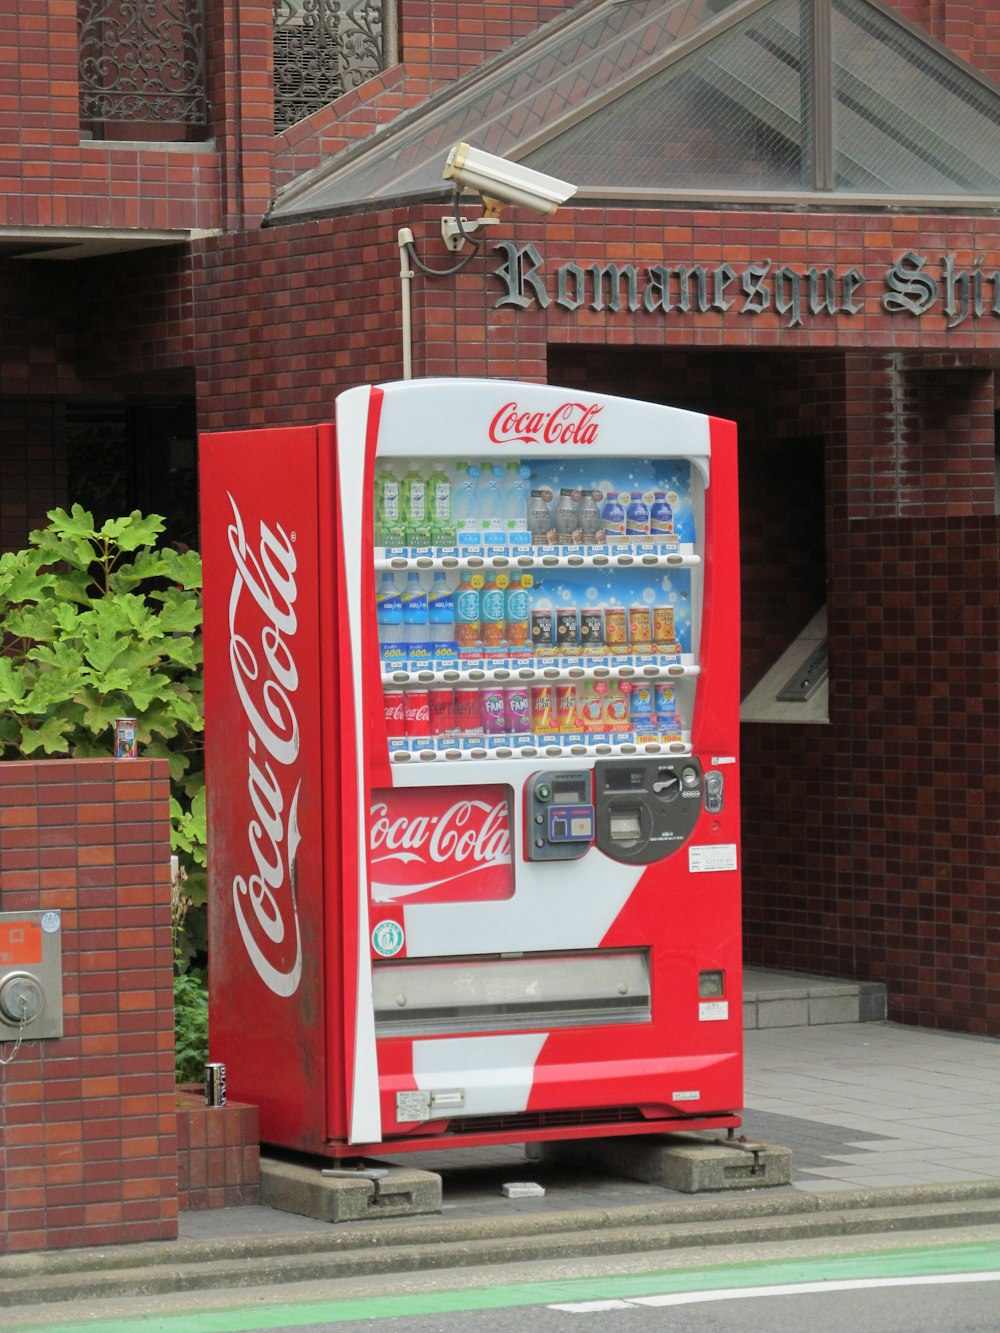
top-left (200, 378), bottom-right (741, 1156)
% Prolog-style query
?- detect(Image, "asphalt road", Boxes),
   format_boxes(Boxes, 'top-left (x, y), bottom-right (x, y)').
top-left (9, 1233), bottom-right (1000, 1333)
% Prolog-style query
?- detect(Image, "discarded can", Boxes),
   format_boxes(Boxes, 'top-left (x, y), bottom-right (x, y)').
top-left (114, 717), bottom-right (137, 759)
top-left (205, 1062), bottom-right (227, 1107)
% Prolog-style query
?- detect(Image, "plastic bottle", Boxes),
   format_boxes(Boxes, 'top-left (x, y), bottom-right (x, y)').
top-left (555, 487), bottom-right (580, 542)
top-left (374, 462), bottom-right (404, 547)
top-left (376, 571), bottom-right (406, 660)
top-left (453, 462), bottom-right (481, 537)
top-left (427, 571), bottom-right (457, 657)
top-left (625, 490), bottom-right (651, 541)
top-left (480, 574), bottom-right (506, 651)
top-left (601, 491), bottom-right (627, 540)
top-left (579, 489), bottom-right (603, 543)
top-left (426, 464), bottom-right (454, 545)
top-left (527, 490), bottom-right (552, 544)
top-left (401, 465), bottom-right (430, 546)
top-left (454, 573), bottom-right (480, 652)
top-left (478, 463), bottom-right (505, 535)
top-left (401, 571), bottom-right (431, 659)
top-left (504, 573), bottom-right (530, 650)
top-left (649, 490), bottom-right (674, 539)
top-left (502, 462), bottom-right (532, 533)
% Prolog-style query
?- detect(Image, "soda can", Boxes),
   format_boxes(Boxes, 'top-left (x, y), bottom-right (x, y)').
top-left (556, 683), bottom-right (577, 733)
top-left (555, 607), bottom-right (580, 652)
top-left (530, 608), bottom-right (554, 653)
top-left (383, 688), bottom-right (406, 738)
top-left (628, 683), bottom-right (655, 728)
top-left (428, 687), bottom-right (455, 736)
top-left (654, 682), bottom-right (677, 726)
top-left (579, 607), bottom-right (604, 653)
top-left (453, 687), bottom-right (481, 735)
top-left (576, 682), bottom-right (603, 731)
top-left (114, 717), bottom-right (137, 759)
top-left (479, 685), bottom-right (507, 734)
top-left (604, 607), bottom-right (628, 648)
top-left (628, 605), bottom-right (652, 651)
top-left (504, 685), bottom-right (530, 735)
top-left (404, 688), bottom-right (430, 736)
top-left (653, 605), bottom-right (675, 647)
top-left (205, 1062), bottom-right (227, 1107)
top-left (530, 684), bottom-right (555, 733)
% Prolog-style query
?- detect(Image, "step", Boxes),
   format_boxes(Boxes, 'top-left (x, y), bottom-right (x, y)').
top-left (3, 1191), bottom-right (999, 1310)
top-left (743, 968), bottom-right (887, 1029)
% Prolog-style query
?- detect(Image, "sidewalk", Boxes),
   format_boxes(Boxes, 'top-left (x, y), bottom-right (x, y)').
top-left (4, 977), bottom-right (1000, 1322)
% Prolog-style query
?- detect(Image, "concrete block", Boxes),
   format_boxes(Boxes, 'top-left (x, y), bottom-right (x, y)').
top-left (756, 997), bottom-right (810, 1028)
top-left (530, 1133), bottom-right (792, 1193)
top-left (260, 1156), bottom-right (441, 1223)
top-left (809, 994), bottom-right (860, 1025)
top-left (743, 1000), bottom-right (759, 1030)
top-left (859, 982), bottom-right (888, 1022)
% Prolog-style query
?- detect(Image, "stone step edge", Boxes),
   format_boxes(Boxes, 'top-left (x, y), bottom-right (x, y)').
top-left (2, 1182), bottom-right (999, 1291)
top-left (4, 1194), bottom-right (1000, 1310)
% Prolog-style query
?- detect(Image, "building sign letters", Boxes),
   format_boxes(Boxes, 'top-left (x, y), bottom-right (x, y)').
top-left (492, 243), bottom-right (1000, 330)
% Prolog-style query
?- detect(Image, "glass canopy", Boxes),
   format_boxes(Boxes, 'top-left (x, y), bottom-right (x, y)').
top-left (271, 0), bottom-right (1000, 219)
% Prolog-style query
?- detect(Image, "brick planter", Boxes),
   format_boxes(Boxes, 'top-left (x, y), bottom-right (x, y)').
top-left (176, 1087), bottom-right (260, 1211)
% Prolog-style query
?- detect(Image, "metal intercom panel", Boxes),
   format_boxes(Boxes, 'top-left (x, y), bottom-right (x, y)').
top-left (0, 910), bottom-right (64, 1040)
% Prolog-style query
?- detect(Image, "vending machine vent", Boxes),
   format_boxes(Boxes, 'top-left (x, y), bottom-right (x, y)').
top-left (373, 949), bottom-right (651, 1037)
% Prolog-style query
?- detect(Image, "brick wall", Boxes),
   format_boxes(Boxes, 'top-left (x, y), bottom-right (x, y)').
top-left (0, 760), bottom-right (178, 1253)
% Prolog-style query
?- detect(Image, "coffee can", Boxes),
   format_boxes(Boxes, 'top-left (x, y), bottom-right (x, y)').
top-left (428, 686), bottom-right (455, 736)
top-left (652, 605), bottom-right (675, 647)
top-left (114, 717), bottom-right (138, 759)
top-left (628, 605), bottom-right (652, 649)
top-left (383, 688), bottom-right (406, 738)
top-left (580, 607), bottom-right (604, 652)
top-left (530, 608), bottom-right (554, 652)
top-left (453, 687), bottom-right (481, 735)
top-left (404, 688), bottom-right (430, 736)
top-left (555, 607), bottom-right (580, 651)
top-left (604, 607), bottom-right (628, 648)
top-left (205, 1062), bottom-right (227, 1107)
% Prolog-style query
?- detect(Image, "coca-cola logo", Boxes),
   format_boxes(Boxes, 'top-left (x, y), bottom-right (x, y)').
top-left (489, 400), bottom-right (602, 446)
top-left (226, 493), bottom-right (303, 997)
top-left (369, 789), bottom-right (513, 904)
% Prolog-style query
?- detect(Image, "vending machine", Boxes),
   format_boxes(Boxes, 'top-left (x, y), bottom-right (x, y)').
top-left (200, 378), bottom-right (741, 1157)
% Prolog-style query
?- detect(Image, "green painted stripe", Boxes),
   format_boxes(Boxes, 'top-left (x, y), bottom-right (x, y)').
top-left (14, 1239), bottom-right (1000, 1333)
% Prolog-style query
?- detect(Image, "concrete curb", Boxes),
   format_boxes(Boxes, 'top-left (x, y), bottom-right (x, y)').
top-left (3, 1182), bottom-right (1000, 1310)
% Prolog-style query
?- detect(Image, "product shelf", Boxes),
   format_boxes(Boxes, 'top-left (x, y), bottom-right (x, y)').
top-left (374, 547), bottom-right (699, 572)
top-left (381, 659), bottom-right (700, 686)
top-left (388, 736), bottom-right (694, 765)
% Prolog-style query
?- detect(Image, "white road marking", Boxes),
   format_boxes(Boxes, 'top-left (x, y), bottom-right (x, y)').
top-left (550, 1270), bottom-right (1000, 1312)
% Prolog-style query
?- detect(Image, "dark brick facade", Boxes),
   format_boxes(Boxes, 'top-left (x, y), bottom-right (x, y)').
top-left (2, 0), bottom-right (999, 1051)
top-left (0, 761), bottom-right (177, 1252)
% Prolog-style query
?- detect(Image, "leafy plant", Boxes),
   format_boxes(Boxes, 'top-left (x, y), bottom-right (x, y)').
top-left (0, 506), bottom-right (207, 967)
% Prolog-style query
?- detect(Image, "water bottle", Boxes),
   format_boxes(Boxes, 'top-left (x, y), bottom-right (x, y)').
top-left (453, 462), bottom-right (481, 538)
top-left (502, 462), bottom-right (532, 533)
top-left (650, 490), bottom-right (674, 539)
top-left (376, 571), bottom-right (406, 660)
top-left (427, 571), bottom-right (457, 658)
top-left (478, 463), bottom-right (505, 535)
top-left (401, 571), bottom-right (431, 659)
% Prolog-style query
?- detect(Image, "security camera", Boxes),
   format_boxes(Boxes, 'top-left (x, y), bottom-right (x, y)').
top-left (442, 142), bottom-right (577, 217)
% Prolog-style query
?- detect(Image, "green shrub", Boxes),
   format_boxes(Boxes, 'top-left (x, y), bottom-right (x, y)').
top-left (0, 506), bottom-right (207, 972)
